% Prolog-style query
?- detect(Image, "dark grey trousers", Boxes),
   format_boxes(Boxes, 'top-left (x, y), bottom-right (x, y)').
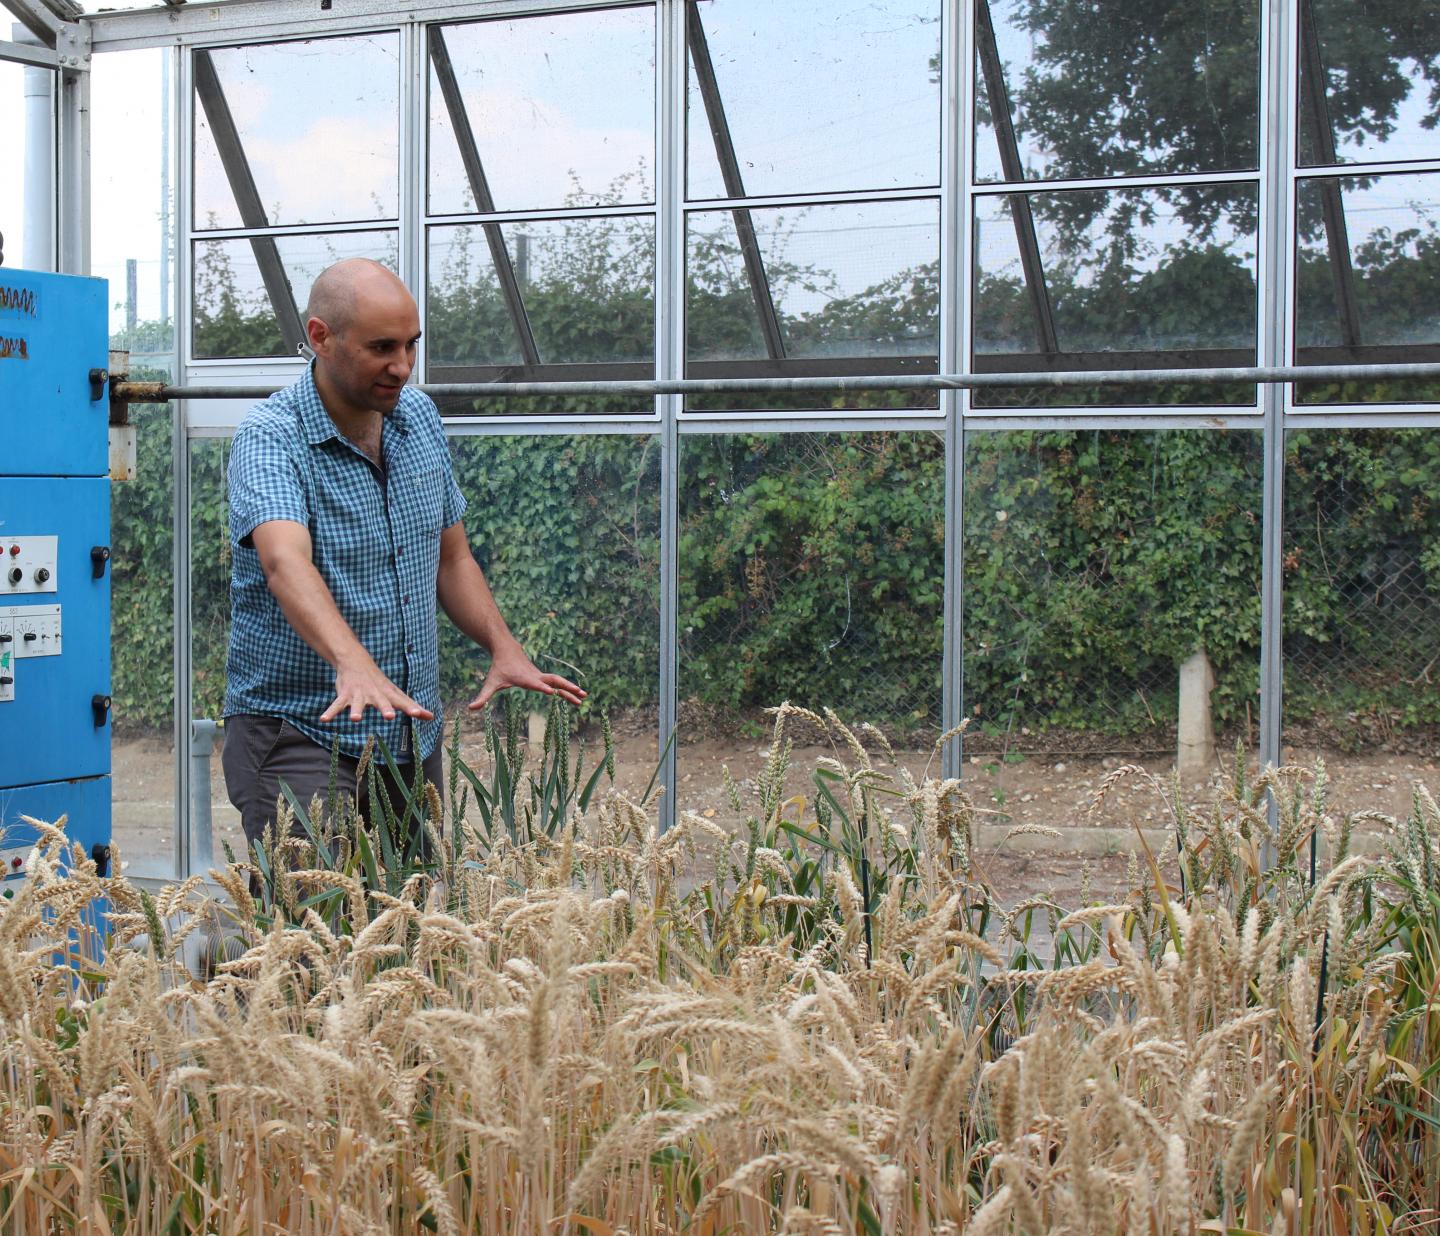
top-left (222, 714), bottom-right (445, 853)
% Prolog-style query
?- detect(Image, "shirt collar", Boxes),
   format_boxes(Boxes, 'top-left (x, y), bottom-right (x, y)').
top-left (296, 360), bottom-right (412, 447)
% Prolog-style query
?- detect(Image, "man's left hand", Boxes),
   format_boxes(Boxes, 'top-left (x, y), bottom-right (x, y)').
top-left (468, 641), bottom-right (586, 712)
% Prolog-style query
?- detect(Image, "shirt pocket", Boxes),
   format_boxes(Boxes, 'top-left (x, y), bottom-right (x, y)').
top-left (393, 466), bottom-right (446, 536)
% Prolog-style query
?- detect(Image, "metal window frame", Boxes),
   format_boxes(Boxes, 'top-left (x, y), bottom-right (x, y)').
top-left (56, 0), bottom-right (1440, 874)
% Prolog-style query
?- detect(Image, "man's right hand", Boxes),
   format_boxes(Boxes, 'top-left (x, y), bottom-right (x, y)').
top-left (320, 657), bottom-right (435, 724)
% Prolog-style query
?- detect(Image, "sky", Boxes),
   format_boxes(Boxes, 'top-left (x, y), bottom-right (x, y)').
top-left (2, 0), bottom-right (1437, 342)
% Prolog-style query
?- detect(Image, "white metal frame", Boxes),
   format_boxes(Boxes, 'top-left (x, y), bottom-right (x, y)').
top-left (47, 0), bottom-right (1440, 877)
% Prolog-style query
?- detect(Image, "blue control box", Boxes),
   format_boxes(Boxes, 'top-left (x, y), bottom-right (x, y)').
top-left (0, 268), bottom-right (112, 890)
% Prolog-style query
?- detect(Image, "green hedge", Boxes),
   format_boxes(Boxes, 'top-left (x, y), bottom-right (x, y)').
top-left (112, 417), bottom-right (1440, 741)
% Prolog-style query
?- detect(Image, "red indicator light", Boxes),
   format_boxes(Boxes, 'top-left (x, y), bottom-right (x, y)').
top-left (9, 857), bottom-right (20, 869)
top-left (7, 546), bottom-right (17, 556)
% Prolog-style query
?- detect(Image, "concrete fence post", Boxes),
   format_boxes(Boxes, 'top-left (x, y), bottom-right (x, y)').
top-left (1177, 649), bottom-right (1216, 782)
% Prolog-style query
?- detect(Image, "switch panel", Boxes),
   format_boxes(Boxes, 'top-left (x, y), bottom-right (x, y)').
top-left (0, 619), bottom-right (12, 702)
top-left (1, 844), bottom-right (31, 881)
top-left (1, 537), bottom-right (59, 594)
top-left (5, 604), bottom-right (61, 658)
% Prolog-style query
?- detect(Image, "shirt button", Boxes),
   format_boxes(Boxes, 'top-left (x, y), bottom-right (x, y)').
top-left (408, 643), bottom-right (416, 653)
top-left (396, 546), bottom-right (404, 558)
top-left (401, 595), bottom-right (409, 605)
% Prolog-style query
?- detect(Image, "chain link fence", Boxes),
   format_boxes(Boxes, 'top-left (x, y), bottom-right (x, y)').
top-left (1283, 429), bottom-right (1440, 752)
top-left (678, 431), bottom-right (945, 745)
top-left (961, 429), bottom-right (1265, 760)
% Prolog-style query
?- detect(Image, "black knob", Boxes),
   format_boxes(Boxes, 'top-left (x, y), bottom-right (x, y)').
top-left (91, 546), bottom-right (110, 579)
top-left (91, 845), bottom-right (111, 878)
top-left (6, 568), bottom-right (19, 586)
top-left (33, 567), bottom-right (49, 584)
top-left (0, 633), bottom-right (9, 643)
top-left (91, 694), bottom-right (111, 727)
top-left (0, 676), bottom-right (12, 686)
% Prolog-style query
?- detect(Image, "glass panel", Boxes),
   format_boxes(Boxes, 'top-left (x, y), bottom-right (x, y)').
top-left (962, 429), bottom-right (1262, 831)
top-left (93, 48), bottom-right (176, 355)
top-left (679, 432), bottom-right (944, 792)
top-left (443, 435), bottom-right (661, 795)
top-left (976, 0), bottom-right (1260, 183)
top-left (1295, 171), bottom-right (1440, 404)
top-left (686, 0), bottom-right (941, 199)
top-left (193, 35), bottom-right (399, 230)
top-left (972, 184), bottom-right (1258, 406)
top-left (189, 438), bottom-right (242, 868)
top-left (686, 199), bottom-right (939, 410)
top-left (1299, 0), bottom-right (1440, 167)
top-left (111, 389), bottom-right (177, 880)
top-left (426, 216), bottom-right (654, 414)
top-left (192, 230), bottom-right (398, 359)
top-left (1283, 430), bottom-right (1440, 826)
top-left (0, 61), bottom-right (41, 269)
top-left (428, 8), bottom-right (655, 215)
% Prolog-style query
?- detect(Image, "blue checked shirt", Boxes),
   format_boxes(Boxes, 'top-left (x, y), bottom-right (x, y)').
top-left (224, 365), bottom-right (466, 762)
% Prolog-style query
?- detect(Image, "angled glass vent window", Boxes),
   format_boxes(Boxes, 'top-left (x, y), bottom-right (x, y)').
top-left (686, 0), bottom-right (941, 200)
top-left (427, 217), bottom-right (655, 370)
top-left (1295, 170), bottom-right (1440, 403)
top-left (192, 36), bottom-right (399, 230)
top-left (972, 183), bottom-right (1258, 406)
top-left (686, 199), bottom-right (939, 410)
top-left (427, 7), bottom-right (655, 216)
top-left (192, 231), bottom-right (398, 360)
top-left (975, 0), bottom-right (1260, 183)
top-left (1298, 0), bottom-right (1440, 167)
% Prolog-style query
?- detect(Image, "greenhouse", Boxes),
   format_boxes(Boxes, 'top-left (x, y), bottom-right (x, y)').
top-left (0, 0), bottom-right (1438, 1230)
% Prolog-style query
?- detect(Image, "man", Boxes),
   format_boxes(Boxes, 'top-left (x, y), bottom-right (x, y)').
top-left (222, 258), bottom-right (583, 850)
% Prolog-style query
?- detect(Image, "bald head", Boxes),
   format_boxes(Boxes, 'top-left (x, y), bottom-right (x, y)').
top-left (305, 258), bottom-right (421, 419)
top-left (306, 258), bottom-right (413, 338)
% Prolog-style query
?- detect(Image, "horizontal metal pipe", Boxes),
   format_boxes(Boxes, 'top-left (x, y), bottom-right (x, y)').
top-left (110, 360), bottom-right (1440, 404)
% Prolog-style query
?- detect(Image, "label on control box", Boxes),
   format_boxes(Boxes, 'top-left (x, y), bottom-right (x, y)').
top-left (3, 605), bottom-right (61, 658)
top-left (1, 537), bottom-right (58, 594)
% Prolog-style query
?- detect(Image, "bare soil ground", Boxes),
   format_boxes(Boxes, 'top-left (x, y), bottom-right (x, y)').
top-left (111, 711), bottom-right (1438, 905)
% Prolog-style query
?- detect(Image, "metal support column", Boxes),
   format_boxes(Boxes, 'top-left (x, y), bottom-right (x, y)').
top-left (20, 42), bottom-right (54, 270)
top-left (54, 20), bottom-right (88, 275)
top-left (1258, 0), bottom-right (1295, 856)
top-left (174, 45), bottom-right (195, 880)
top-left (656, 0), bottom-right (684, 830)
top-left (940, 0), bottom-right (965, 782)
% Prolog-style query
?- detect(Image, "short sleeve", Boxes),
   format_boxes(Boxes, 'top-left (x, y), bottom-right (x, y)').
top-left (228, 415), bottom-right (310, 547)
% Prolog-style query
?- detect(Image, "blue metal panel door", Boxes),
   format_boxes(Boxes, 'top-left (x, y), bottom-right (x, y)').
top-left (0, 270), bottom-right (109, 478)
top-left (0, 269), bottom-right (112, 882)
top-left (0, 476), bottom-right (111, 784)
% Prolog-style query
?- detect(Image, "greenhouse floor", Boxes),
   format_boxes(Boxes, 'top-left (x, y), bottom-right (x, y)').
top-left (108, 726), bottom-right (1433, 888)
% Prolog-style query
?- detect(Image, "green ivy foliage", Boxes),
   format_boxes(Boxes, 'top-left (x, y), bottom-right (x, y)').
top-left (962, 429), bottom-right (1265, 735)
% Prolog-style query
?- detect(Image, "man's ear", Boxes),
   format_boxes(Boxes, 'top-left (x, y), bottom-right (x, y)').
top-left (306, 317), bottom-right (330, 356)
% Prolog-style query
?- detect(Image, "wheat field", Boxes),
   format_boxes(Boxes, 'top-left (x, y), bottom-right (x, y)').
top-left (0, 706), bottom-right (1436, 1234)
